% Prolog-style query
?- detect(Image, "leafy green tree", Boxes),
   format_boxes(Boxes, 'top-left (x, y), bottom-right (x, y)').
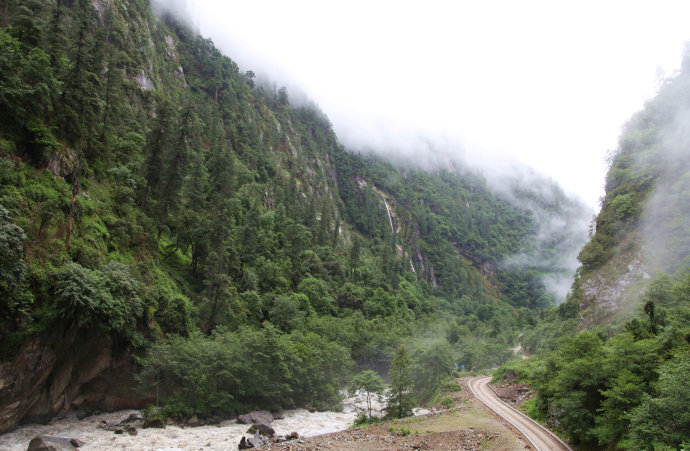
top-left (533, 332), bottom-right (607, 446)
top-left (627, 354), bottom-right (690, 450)
top-left (350, 369), bottom-right (385, 419)
top-left (385, 344), bottom-right (414, 418)
top-left (269, 295), bottom-right (306, 332)
top-left (298, 276), bottom-right (335, 315)
top-left (411, 341), bottom-right (453, 395)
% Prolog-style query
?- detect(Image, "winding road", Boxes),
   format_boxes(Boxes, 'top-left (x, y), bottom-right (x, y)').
top-left (468, 376), bottom-right (572, 451)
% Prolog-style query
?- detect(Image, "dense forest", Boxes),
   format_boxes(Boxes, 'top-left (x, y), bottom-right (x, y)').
top-left (497, 48), bottom-right (690, 450)
top-left (0, 0), bottom-right (592, 432)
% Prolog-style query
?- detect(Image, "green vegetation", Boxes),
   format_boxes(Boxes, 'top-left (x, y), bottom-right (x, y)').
top-left (385, 344), bottom-right (414, 418)
top-left (497, 273), bottom-right (690, 449)
top-left (0, 0), bottom-right (587, 424)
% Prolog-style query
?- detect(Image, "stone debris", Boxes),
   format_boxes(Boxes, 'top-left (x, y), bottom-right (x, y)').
top-left (27, 435), bottom-right (85, 451)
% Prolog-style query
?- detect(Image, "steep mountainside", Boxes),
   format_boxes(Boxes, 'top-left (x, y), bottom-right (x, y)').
top-left (0, 0), bottom-right (586, 432)
top-left (495, 49), bottom-right (690, 451)
top-left (575, 49), bottom-right (690, 326)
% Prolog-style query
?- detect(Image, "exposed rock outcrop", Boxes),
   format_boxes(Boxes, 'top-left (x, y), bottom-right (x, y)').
top-left (0, 324), bottom-right (146, 434)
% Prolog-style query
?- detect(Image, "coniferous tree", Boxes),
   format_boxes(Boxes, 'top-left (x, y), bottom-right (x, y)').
top-left (157, 99), bottom-right (200, 240)
top-left (385, 344), bottom-right (414, 418)
top-left (141, 99), bottom-right (173, 209)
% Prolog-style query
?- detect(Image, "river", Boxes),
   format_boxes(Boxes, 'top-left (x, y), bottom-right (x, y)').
top-left (0, 393), bottom-right (429, 450)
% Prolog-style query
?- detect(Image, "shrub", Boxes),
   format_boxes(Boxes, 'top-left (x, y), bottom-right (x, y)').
top-left (439, 395), bottom-right (454, 409)
top-left (53, 261), bottom-right (143, 334)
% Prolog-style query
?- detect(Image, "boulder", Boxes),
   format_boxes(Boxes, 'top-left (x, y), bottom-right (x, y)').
top-left (248, 433), bottom-right (270, 448)
top-left (27, 436), bottom-right (80, 450)
top-left (249, 411), bottom-right (273, 424)
top-left (287, 431), bottom-right (299, 440)
top-left (236, 414), bottom-right (252, 425)
top-left (125, 412), bottom-right (143, 422)
top-left (246, 422), bottom-right (275, 437)
top-left (27, 436), bottom-right (58, 451)
top-left (143, 417), bottom-right (165, 428)
top-left (238, 436), bottom-right (252, 449)
top-left (238, 433), bottom-right (271, 449)
top-left (187, 415), bottom-right (199, 426)
top-left (237, 410), bottom-right (273, 425)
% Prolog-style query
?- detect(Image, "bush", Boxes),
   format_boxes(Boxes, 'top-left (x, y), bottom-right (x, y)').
top-left (439, 395), bottom-right (454, 409)
top-left (441, 380), bottom-right (461, 392)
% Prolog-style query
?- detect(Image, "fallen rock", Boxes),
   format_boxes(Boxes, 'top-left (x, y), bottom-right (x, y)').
top-left (187, 415), bottom-right (200, 426)
top-left (27, 436), bottom-right (80, 450)
top-left (27, 436), bottom-right (58, 451)
top-left (125, 412), bottom-right (143, 422)
top-left (238, 436), bottom-right (252, 449)
top-left (143, 417), bottom-right (165, 428)
top-left (236, 414), bottom-right (252, 425)
top-left (287, 431), bottom-right (299, 440)
top-left (247, 422), bottom-right (275, 437)
top-left (248, 433), bottom-right (270, 448)
top-left (238, 410), bottom-right (274, 425)
top-left (112, 426), bottom-right (135, 435)
top-left (250, 411), bottom-right (273, 424)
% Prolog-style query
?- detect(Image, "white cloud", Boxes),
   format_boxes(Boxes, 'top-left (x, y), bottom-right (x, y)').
top-left (180, 0), bottom-right (689, 209)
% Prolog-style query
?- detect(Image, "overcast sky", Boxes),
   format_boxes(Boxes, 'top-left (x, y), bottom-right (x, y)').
top-left (177, 0), bottom-right (690, 209)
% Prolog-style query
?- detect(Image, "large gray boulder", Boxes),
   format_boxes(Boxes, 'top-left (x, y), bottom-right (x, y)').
top-left (237, 410), bottom-right (273, 425)
top-left (27, 436), bottom-right (84, 450)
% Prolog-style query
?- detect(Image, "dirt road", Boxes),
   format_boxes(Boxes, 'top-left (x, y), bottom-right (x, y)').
top-left (468, 376), bottom-right (572, 451)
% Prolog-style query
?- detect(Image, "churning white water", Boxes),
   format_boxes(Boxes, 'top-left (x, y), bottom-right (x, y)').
top-left (0, 391), bottom-right (431, 450)
top-left (0, 408), bottom-right (352, 450)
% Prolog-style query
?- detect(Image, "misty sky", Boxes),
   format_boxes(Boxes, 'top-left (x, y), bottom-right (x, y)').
top-left (175, 0), bottom-right (690, 209)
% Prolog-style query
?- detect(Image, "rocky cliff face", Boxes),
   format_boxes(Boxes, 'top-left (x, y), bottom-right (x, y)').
top-left (0, 324), bottom-right (146, 433)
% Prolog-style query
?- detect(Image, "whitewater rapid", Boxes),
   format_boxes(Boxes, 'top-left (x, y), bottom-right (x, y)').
top-left (0, 392), bottom-right (431, 450)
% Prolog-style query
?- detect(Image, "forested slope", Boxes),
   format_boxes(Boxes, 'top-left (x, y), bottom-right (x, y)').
top-left (497, 48), bottom-right (690, 450)
top-left (0, 0), bottom-right (585, 432)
